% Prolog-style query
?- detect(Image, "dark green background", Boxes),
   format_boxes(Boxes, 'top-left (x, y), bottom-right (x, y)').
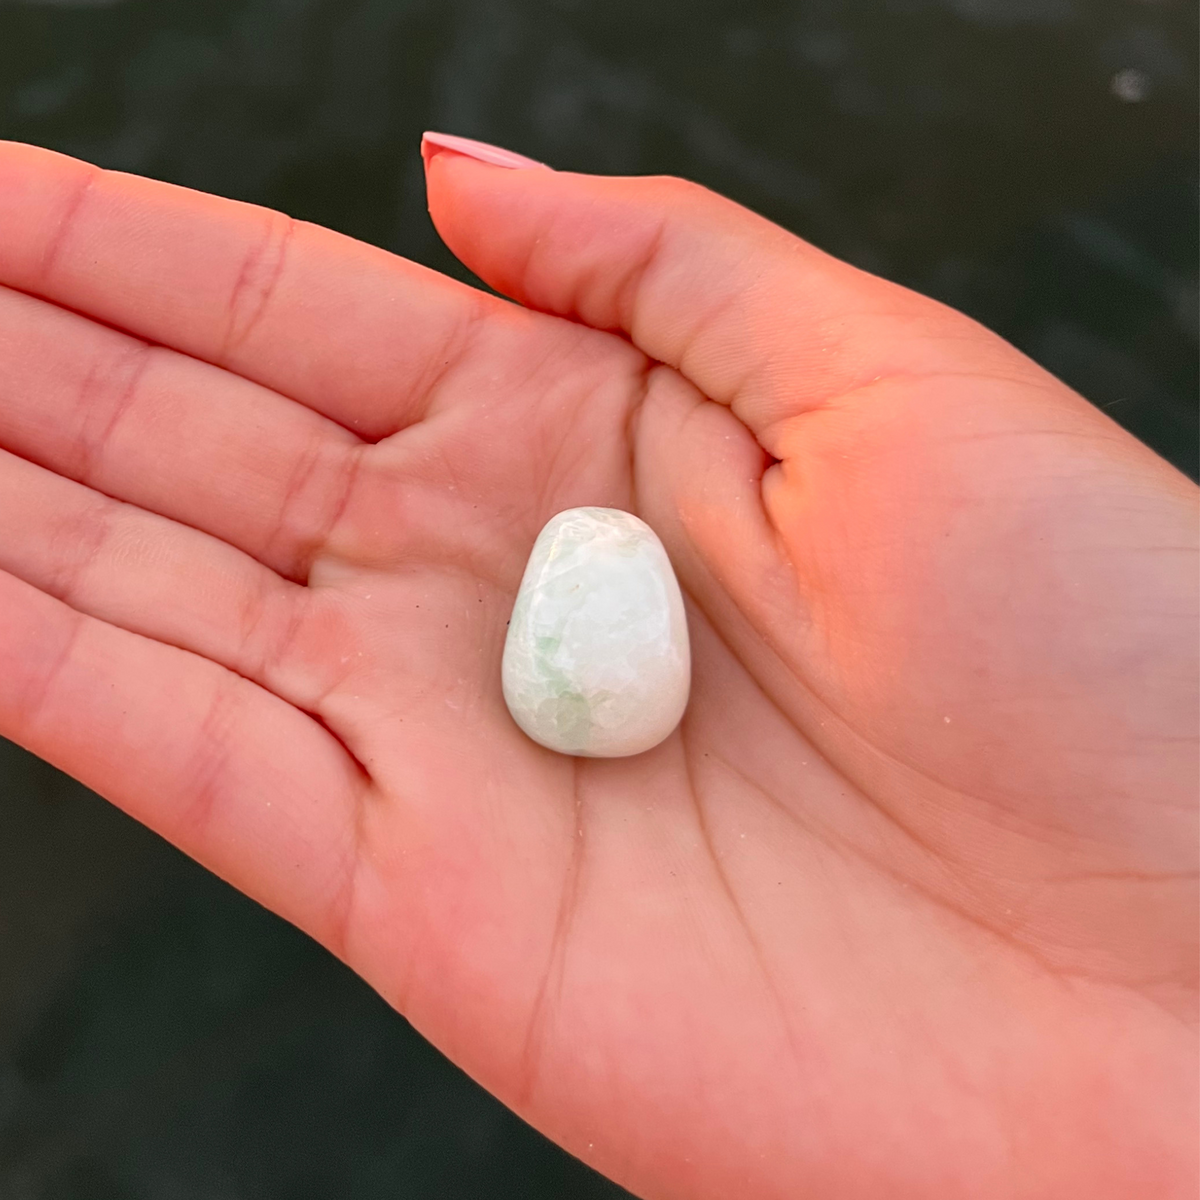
top-left (0, 1), bottom-right (1196, 1197)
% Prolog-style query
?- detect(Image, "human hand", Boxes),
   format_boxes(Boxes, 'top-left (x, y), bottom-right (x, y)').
top-left (0, 136), bottom-right (1194, 1199)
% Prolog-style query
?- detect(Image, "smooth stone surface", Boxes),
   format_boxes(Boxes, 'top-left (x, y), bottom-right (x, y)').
top-left (502, 508), bottom-right (691, 758)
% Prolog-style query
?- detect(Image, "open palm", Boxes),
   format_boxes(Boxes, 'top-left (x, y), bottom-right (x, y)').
top-left (0, 140), bottom-right (1194, 1200)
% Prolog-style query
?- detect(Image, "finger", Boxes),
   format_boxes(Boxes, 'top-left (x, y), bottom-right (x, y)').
top-left (0, 569), bottom-right (365, 951)
top-left (0, 447), bottom-right (348, 712)
top-left (0, 285), bottom-right (361, 581)
top-left (422, 144), bottom-right (1049, 451)
top-left (0, 140), bottom-right (495, 438)
top-left (630, 366), bottom-right (793, 646)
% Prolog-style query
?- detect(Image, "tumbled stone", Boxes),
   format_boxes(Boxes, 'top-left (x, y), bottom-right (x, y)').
top-left (502, 508), bottom-right (691, 757)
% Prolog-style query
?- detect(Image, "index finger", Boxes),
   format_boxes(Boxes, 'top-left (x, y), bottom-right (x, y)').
top-left (0, 141), bottom-right (491, 439)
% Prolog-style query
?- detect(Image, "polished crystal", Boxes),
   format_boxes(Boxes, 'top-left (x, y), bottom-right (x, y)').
top-left (502, 508), bottom-right (690, 757)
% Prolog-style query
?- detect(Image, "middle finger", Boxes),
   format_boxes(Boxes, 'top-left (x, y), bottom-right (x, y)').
top-left (0, 285), bottom-right (363, 581)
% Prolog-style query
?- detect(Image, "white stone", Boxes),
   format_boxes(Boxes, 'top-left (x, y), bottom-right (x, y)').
top-left (502, 507), bottom-right (691, 757)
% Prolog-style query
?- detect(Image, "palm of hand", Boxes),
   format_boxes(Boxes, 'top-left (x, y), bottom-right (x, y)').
top-left (0, 143), bottom-right (1194, 1200)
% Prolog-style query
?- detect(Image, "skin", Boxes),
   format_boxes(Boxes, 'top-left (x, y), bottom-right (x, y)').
top-left (0, 138), bottom-right (1194, 1199)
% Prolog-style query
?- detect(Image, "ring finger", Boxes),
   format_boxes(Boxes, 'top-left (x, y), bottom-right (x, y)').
top-left (0, 446), bottom-right (349, 712)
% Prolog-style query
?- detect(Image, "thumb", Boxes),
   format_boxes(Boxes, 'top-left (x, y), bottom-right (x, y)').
top-left (420, 132), bottom-right (1041, 450)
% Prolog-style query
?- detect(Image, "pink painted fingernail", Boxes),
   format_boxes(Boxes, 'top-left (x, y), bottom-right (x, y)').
top-left (421, 131), bottom-right (549, 170)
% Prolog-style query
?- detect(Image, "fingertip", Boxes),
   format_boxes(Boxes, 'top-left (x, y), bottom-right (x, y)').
top-left (420, 131), bottom-right (549, 173)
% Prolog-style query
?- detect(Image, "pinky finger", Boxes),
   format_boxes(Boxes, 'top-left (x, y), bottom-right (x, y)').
top-left (0, 570), bottom-right (366, 952)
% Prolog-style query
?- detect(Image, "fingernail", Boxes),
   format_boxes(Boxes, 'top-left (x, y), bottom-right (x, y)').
top-left (421, 131), bottom-right (549, 171)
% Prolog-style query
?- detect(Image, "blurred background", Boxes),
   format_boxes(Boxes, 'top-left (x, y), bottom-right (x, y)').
top-left (0, 0), bottom-right (1195, 1196)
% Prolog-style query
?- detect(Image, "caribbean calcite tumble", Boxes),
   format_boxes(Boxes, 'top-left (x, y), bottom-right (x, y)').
top-left (502, 508), bottom-right (691, 757)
